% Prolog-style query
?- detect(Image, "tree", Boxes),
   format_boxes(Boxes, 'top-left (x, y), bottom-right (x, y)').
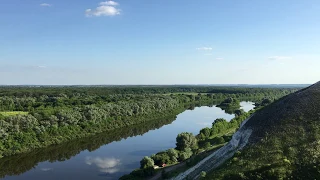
top-left (152, 152), bottom-right (171, 166)
top-left (179, 148), bottom-right (193, 161)
top-left (176, 132), bottom-right (198, 151)
top-left (212, 118), bottom-right (227, 126)
top-left (200, 127), bottom-right (211, 138)
top-left (167, 148), bottom-right (179, 163)
top-left (204, 142), bottom-right (211, 149)
top-left (235, 109), bottom-right (245, 117)
top-left (261, 98), bottom-right (272, 106)
top-left (213, 136), bottom-right (225, 144)
top-left (140, 156), bottom-right (154, 169)
top-left (197, 133), bottom-right (206, 141)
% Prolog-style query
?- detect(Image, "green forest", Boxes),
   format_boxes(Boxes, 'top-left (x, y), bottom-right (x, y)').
top-left (0, 86), bottom-right (298, 158)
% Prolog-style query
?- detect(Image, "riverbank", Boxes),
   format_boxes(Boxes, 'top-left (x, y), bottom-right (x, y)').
top-left (120, 105), bottom-right (256, 180)
top-left (153, 144), bottom-right (226, 180)
top-left (0, 105), bottom-right (183, 158)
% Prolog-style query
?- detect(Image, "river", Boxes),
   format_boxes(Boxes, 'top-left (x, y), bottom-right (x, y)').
top-left (0, 102), bottom-right (254, 180)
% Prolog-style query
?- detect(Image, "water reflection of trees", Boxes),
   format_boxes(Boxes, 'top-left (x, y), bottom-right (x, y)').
top-left (0, 100), bottom-right (257, 178)
top-left (218, 105), bottom-right (241, 115)
top-left (0, 102), bottom-right (220, 178)
top-left (0, 114), bottom-right (178, 178)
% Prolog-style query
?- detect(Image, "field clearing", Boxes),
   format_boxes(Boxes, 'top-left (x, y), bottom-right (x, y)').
top-left (0, 111), bottom-right (28, 117)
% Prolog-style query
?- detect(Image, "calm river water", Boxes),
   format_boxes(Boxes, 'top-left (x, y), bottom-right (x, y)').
top-left (1, 102), bottom-right (254, 180)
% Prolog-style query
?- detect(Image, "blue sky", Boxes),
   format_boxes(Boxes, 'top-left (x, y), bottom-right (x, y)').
top-left (0, 0), bottom-right (319, 85)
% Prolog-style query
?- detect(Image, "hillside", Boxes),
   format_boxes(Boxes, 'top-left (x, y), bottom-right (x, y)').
top-left (203, 81), bottom-right (320, 179)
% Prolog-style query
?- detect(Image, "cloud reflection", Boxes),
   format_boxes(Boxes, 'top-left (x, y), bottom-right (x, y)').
top-left (85, 157), bottom-right (121, 174)
top-left (41, 168), bottom-right (53, 171)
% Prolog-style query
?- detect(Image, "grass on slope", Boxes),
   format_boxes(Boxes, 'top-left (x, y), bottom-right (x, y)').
top-left (206, 117), bottom-right (320, 180)
top-left (205, 83), bottom-right (320, 180)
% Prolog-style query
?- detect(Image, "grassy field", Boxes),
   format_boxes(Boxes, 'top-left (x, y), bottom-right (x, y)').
top-left (0, 111), bottom-right (28, 117)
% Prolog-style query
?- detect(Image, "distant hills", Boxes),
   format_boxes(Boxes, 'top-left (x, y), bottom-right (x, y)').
top-left (0, 84), bottom-right (310, 88)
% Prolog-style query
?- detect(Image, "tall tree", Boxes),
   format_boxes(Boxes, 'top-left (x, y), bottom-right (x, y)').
top-left (176, 132), bottom-right (198, 151)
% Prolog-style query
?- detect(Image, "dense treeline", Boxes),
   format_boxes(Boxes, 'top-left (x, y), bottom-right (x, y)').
top-left (0, 85), bottom-right (299, 97)
top-left (0, 86), bottom-right (298, 158)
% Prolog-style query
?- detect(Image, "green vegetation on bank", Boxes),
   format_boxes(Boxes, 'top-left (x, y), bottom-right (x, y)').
top-left (120, 99), bottom-right (258, 180)
top-left (0, 86), bottom-right (298, 158)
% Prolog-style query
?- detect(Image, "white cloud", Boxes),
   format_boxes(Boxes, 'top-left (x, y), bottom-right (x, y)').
top-left (204, 53), bottom-right (212, 56)
top-left (197, 47), bottom-right (213, 51)
top-left (100, 1), bottom-right (119, 6)
top-left (40, 3), bottom-right (52, 7)
top-left (85, 157), bottom-right (121, 174)
top-left (86, 1), bottom-right (121, 17)
top-left (37, 65), bottom-right (47, 68)
top-left (268, 56), bottom-right (292, 60)
top-left (216, 58), bottom-right (224, 60)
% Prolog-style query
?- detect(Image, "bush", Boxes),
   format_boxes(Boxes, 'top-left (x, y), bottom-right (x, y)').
top-left (151, 152), bottom-right (171, 166)
top-left (140, 156), bottom-right (154, 169)
top-left (179, 148), bottom-right (193, 161)
top-left (213, 136), bottom-right (225, 144)
top-left (201, 171), bottom-right (207, 178)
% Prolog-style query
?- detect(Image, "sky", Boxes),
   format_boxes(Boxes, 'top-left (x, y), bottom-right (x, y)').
top-left (0, 0), bottom-right (319, 85)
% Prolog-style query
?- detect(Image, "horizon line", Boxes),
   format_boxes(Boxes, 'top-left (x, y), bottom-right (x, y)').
top-left (0, 84), bottom-right (311, 86)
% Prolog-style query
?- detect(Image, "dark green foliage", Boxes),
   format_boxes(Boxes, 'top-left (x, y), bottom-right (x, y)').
top-left (222, 135), bottom-right (232, 142)
top-left (167, 148), bottom-right (179, 163)
top-left (176, 132), bottom-right (198, 151)
top-left (151, 152), bottom-right (171, 166)
top-left (234, 109), bottom-right (245, 116)
top-left (216, 98), bottom-right (241, 114)
top-left (179, 148), bottom-right (193, 161)
top-left (119, 167), bottom-right (155, 180)
top-left (212, 136), bottom-right (225, 144)
top-left (211, 118), bottom-right (229, 135)
top-left (200, 127), bottom-right (211, 138)
top-left (140, 156), bottom-right (154, 169)
top-left (203, 142), bottom-right (211, 149)
top-left (254, 98), bottom-right (273, 109)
